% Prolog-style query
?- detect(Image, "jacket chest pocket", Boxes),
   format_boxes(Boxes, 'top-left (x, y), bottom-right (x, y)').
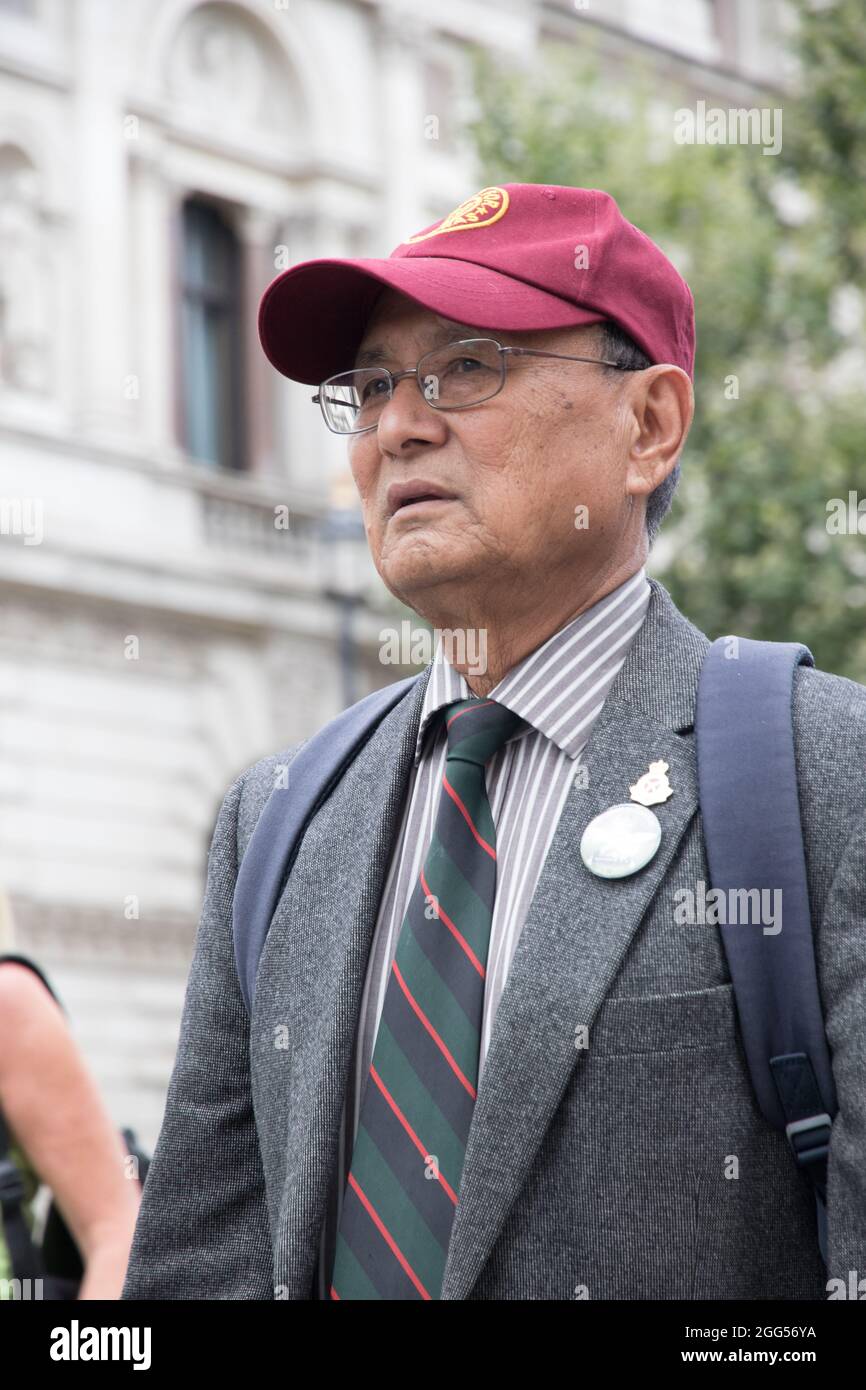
top-left (587, 981), bottom-right (739, 1058)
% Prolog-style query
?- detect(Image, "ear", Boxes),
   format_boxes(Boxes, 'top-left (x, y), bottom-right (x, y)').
top-left (624, 364), bottom-right (694, 499)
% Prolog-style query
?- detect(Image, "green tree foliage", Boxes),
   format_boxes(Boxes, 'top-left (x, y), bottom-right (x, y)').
top-left (463, 2), bottom-right (866, 680)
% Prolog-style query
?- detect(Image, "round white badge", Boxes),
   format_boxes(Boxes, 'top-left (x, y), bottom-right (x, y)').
top-left (579, 802), bottom-right (662, 879)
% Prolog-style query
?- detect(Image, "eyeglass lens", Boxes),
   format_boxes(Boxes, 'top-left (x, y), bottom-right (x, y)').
top-left (319, 339), bottom-right (505, 433)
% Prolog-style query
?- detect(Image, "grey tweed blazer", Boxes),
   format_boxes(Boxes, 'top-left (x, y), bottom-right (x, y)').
top-left (121, 578), bottom-right (866, 1300)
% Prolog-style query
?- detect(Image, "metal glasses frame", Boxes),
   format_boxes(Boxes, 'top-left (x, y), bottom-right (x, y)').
top-left (311, 336), bottom-right (641, 435)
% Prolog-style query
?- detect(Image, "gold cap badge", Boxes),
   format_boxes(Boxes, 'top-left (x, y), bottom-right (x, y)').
top-left (404, 186), bottom-right (510, 244)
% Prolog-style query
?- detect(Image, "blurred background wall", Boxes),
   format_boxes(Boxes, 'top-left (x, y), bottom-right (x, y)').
top-left (0, 0), bottom-right (812, 1147)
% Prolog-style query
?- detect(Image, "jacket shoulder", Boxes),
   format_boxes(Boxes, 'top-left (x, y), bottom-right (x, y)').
top-left (793, 661), bottom-right (866, 759)
top-left (232, 745), bottom-right (305, 862)
top-left (792, 663), bottom-right (866, 907)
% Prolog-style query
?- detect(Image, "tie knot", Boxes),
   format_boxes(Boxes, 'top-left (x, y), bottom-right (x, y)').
top-left (443, 698), bottom-right (526, 768)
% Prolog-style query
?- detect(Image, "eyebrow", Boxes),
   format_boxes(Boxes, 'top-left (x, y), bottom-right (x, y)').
top-left (353, 321), bottom-right (483, 369)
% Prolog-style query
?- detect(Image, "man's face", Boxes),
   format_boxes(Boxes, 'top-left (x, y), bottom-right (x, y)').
top-left (345, 287), bottom-right (650, 620)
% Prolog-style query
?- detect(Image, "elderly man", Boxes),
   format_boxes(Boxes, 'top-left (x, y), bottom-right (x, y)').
top-left (122, 185), bottom-right (866, 1301)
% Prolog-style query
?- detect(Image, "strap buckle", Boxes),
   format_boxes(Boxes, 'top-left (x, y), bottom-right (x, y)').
top-left (785, 1112), bottom-right (833, 1170)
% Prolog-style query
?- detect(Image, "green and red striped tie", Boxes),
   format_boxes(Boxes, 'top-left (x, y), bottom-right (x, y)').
top-left (330, 697), bottom-right (526, 1300)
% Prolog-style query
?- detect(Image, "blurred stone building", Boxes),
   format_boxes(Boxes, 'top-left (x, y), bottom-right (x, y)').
top-left (0, 0), bottom-right (786, 1146)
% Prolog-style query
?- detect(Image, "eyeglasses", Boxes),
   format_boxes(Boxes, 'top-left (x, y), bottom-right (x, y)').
top-left (311, 337), bottom-right (640, 435)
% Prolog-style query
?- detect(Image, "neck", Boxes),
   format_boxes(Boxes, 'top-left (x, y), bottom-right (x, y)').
top-left (420, 558), bottom-right (645, 697)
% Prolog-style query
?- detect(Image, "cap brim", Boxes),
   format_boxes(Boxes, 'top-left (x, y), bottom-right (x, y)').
top-left (258, 255), bottom-right (606, 384)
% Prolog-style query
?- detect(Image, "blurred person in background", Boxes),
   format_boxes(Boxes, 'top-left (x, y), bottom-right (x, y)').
top-left (0, 891), bottom-right (141, 1299)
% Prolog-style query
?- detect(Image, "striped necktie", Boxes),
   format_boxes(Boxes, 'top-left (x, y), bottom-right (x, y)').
top-left (329, 696), bottom-right (526, 1300)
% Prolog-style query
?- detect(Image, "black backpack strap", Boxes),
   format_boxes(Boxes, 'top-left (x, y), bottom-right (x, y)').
top-left (696, 636), bottom-right (837, 1266)
top-left (233, 673), bottom-right (424, 1014)
top-left (0, 953), bottom-right (62, 1009)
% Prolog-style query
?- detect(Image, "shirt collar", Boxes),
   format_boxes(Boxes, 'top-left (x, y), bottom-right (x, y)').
top-left (413, 566), bottom-right (651, 764)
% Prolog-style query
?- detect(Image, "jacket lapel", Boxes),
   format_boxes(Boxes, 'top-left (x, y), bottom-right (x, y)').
top-left (440, 579), bottom-right (710, 1298)
top-left (260, 668), bottom-right (431, 1298)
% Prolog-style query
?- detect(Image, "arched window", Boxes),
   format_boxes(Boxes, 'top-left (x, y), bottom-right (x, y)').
top-left (0, 142), bottom-right (49, 393)
top-left (179, 196), bottom-right (245, 470)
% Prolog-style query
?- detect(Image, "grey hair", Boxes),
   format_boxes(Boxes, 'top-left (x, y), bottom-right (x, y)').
top-left (596, 320), bottom-right (681, 546)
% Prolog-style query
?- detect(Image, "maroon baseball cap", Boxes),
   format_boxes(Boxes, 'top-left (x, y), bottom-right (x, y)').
top-left (258, 184), bottom-right (695, 386)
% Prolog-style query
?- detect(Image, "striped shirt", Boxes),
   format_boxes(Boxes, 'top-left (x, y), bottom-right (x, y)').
top-left (313, 565), bottom-right (652, 1297)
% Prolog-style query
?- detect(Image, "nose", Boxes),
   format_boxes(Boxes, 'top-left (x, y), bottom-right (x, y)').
top-left (375, 372), bottom-right (448, 451)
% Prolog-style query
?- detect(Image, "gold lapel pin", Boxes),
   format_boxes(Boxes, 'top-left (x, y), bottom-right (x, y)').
top-left (629, 759), bottom-right (673, 807)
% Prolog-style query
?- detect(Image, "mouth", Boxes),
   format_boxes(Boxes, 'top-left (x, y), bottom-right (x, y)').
top-left (386, 480), bottom-right (458, 518)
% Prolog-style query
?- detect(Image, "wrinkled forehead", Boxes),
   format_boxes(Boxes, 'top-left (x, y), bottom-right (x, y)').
top-left (355, 289), bottom-right (471, 363)
top-left (355, 286), bottom-right (600, 368)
